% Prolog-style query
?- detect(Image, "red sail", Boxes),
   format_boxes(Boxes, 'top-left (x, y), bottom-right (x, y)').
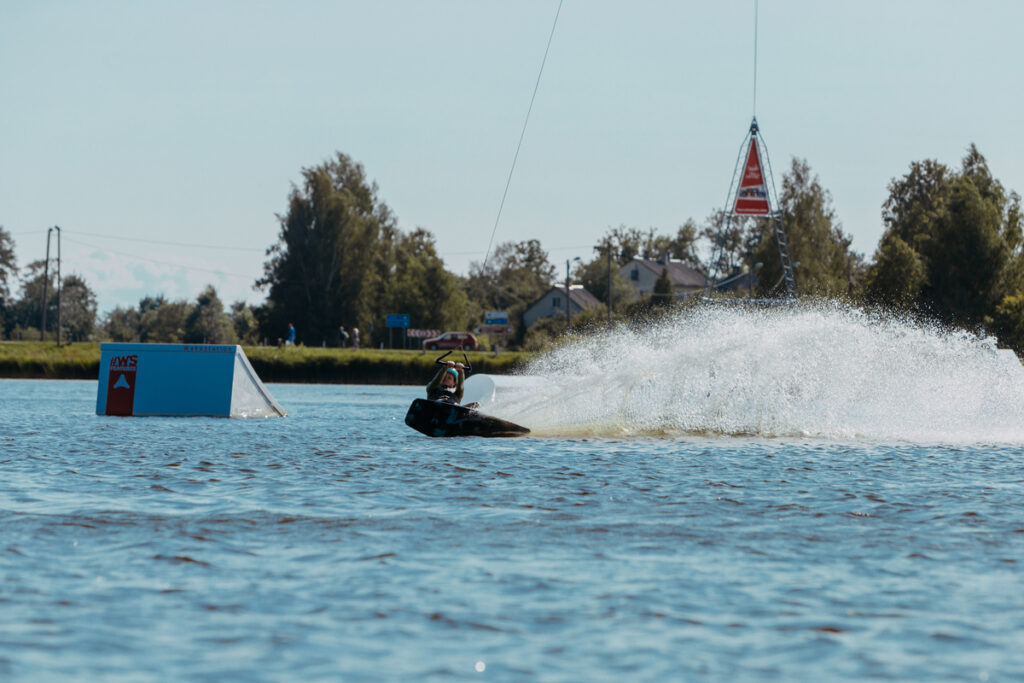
top-left (733, 138), bottom-right (771, 215)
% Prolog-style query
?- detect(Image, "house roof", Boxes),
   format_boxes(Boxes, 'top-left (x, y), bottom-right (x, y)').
top-left (628, 258), bottom-right (705, 288)
top-left (565, 284), bottom-right (601, 309)
top-left (526, 284), bottom-right (601, 314)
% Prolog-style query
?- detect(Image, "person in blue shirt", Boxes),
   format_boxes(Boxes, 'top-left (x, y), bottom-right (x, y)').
top-left (287, 323), bottom-right (296, 347)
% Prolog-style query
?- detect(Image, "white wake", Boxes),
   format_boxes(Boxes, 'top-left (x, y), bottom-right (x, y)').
top-left (489, 302), bottom-right (1024, 442)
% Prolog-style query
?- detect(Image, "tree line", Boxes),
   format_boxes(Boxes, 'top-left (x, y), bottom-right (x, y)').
top-left (2, 145), bottom-right (1023, 351)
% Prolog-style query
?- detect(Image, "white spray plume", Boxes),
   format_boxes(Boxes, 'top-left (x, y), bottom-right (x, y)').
top-left (494, 301), bottom-right (1024, 443)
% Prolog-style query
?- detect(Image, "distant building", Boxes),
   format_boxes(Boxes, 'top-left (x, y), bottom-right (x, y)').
top-left (712, 266), bottom-right (759, 294)
top-left (523, 284), bottom-right (601, 329)
top-left (621, 256), bottom-right (705, 300)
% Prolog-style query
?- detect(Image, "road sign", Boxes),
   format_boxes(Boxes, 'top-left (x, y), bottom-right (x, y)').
top-left (385, 314), bottom-right (410, 329)
top-left (407, 329), bottom-right (440, 338)
top-left (484, 311), bottom-right (509, 325)
top-left (475, 325), bottom-right (512, 336)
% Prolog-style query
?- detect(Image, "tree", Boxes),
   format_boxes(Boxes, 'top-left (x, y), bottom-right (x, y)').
top-left (465, 239), bottom-right (555, 339)
top-left (11, 260), bottom-right (57, 339)
top-left (139, 300), bottom-right (193, 343)
top-left (576, 245), bottom-right (635, 316)
top-left (59, 274), bottom-right (98, 342)
top-left (0, 227), bottom-right (16, 337)
top-left (702, 211), bottom-right (755, 279)
top-left (184, 285), bottom-right (237, 344)
top-left (751, 158), bottom-right (859, 298)
top-left (669, 219), bottom-right (704, 270)
top-left (926, 174), bottom-right (1008, 325)
top-left (652, 267), bottom-right (673, 306)
top-left (103, 306), bottom-right (141, 342)
top-left (599, 224), bottom-right (703, 265)
top-left (230, 301), bottom-right (260, 345)
top-left (258, 152), bottom-right (397, 345)
top-left (991, 293), bottom-right (1024, 352)
top-left (865, 144), bottom-right (1021, 328)
top-left (376, 228), bottom-right (469, 338)
top-left (862, 234), bottom-right (926, 307)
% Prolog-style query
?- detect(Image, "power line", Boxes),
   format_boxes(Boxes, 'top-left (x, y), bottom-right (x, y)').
top-left (69, 229), bottom-right (265, 252)
top-left (4, 226), bottom-right (266, 252)
top-left (62, 233), bottom-right (256, 278)
top-left (446, 243), bottom-right (594, 257)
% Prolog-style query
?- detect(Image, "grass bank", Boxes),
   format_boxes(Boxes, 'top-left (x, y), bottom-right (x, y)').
top-left (243, 346), bottom-right (529, 384)
top-left (0, 342), bottom-right (530, 384)
top-left (0, 341), bottom-right (101, 379)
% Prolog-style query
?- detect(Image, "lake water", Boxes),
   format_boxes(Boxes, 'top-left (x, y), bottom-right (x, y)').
top-left (3, 307), bottom-right (1024, 680)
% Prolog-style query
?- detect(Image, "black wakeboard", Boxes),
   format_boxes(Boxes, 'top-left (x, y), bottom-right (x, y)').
top-left (404, 398), bottom-right (530, 438)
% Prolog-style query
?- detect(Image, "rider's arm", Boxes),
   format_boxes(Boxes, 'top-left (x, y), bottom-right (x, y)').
top-left (426, 367), bottom-right (446, 396)
top-left (454, 367), bottom-right (465, 403)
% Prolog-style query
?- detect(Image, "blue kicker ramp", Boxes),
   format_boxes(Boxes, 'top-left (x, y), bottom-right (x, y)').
top-left (96, 343), bottom-right (286, 418)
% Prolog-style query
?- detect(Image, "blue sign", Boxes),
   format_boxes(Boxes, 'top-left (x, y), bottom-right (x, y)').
top-left (386, 314), bottom-right (410, 329)
top-left (484, 311), bottom-right (509, 325)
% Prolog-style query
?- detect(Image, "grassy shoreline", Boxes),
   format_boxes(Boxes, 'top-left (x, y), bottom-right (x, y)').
top-left (0, 342), bottom-right (531, 384)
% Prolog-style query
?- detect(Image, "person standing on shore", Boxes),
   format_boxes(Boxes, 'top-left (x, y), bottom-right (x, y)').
top-left (352, 328), bottom-right (360, 350)
top-left (339, 326), bottom-right (349, 348)
top-left (286, 323), bottom-right (296, 347)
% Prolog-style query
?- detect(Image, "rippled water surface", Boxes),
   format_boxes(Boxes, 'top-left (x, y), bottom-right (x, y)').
top-left (3, 379), bottom-right (1024, 681)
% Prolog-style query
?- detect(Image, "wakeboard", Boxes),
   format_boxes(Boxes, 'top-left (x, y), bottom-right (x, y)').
top-left (404, 398), bottom-right (530, 438)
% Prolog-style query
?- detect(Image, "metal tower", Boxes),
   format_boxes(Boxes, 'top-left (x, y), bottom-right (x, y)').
top-left (704, 117), bottom-right (796, 299)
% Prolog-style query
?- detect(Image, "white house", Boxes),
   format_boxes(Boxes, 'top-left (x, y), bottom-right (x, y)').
top-left (522, 284), bottom-right (601, 329)
top-left (621, 257), bottom-right (705, 300)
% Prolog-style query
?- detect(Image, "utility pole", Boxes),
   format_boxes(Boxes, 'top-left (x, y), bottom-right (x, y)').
top-left (606, 240), bottom-right (612, 328)
top-left (55, 226), bottom-right (62, 346)
top-left (565, 256), bottom-right (580, 333)
top-left (565, 258), bottom-right (571, 333)
top-left (41, 228), bottom-right (52, 341)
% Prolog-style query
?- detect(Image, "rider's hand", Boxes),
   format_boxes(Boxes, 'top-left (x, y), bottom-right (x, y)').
top-left (445, 361), bottom-right (455, 368)
top-left (455, 362), bottom-right (465, 369)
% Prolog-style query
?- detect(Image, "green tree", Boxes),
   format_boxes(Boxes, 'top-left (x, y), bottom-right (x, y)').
top-left (60, 274), bottom-right (98, 342)
top-left (751, 158), bottom-right (859, 298)
top-left (376, 228), bottom-right (469, 336)
top-left (652, 267), bottom-right (673, 306)
top-left (230, 301), bottom-right (260, 345)
top-left (576, 245), bottom-right (635, 316)
top-left (258, 152), bottom-right (396, 345)
top-left (103, 306), bottom-right (141, 342)
top-left (669, 219), bottom-right (704, 270)
top-left (11, 260), bottom-right (57, 339)
top-left (139, 300), bottom-right (193, 343)
top-left (465, 239), bottom-right (555, 339)
top-left (926, 174), bottom-right (1008, 324)
top-left (703, 211), bottom-right (754, 280)
top-left (0, 227), bottom-right (16, 337)
top-left (599, 224), bottom-right (703, 265)
top-left (184, 285), bottom-right (237, 344)
top-left (862, 234), bottom-right (926, 307)
top-left (866, 145), bottom-right (1021, 328)
top-left (991, 293), bottom-right (1024, 352)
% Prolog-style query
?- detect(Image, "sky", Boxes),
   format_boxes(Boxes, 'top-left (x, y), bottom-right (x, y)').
top-left (2, 1), bottom-right (1022, 315)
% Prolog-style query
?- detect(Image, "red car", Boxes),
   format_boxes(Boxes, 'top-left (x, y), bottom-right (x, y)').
top-left (422, 331), bottom-right (478, 351)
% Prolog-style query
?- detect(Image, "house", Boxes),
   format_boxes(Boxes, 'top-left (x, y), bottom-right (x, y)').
top-left (523, 284), bottom-right (601, 329)
top-left (621, 256), bottom-right (705, 301)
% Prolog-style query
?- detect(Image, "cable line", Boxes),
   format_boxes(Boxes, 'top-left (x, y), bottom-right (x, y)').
top-left (753, 0), bottom-right (758, 117)
top-left (481, 0), bottom-right (564, 269)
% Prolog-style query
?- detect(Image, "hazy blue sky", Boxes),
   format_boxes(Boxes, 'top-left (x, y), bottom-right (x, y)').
top-left (2, 1), bottom-right (1022, 314)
